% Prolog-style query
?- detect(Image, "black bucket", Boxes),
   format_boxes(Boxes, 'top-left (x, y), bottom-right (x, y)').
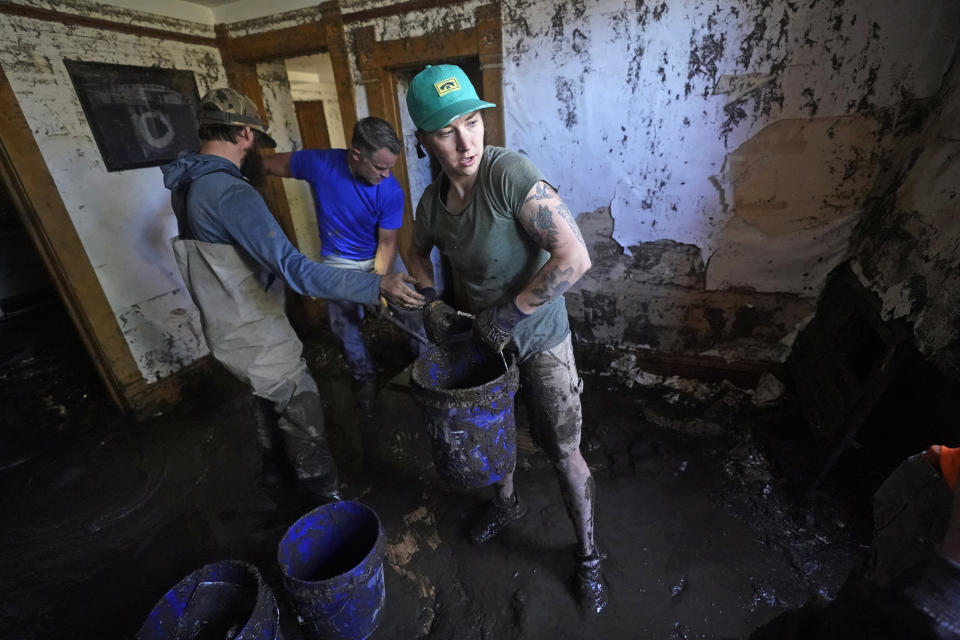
top-left (136, 559), bottom-right (281, 640)
top-left (410, 340), bottom-right (519, 488)
top-left (277, 501), bottom-right (386, 640)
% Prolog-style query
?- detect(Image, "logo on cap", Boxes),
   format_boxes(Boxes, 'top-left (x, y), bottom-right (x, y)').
top-left (434, 77), bottom-right (461, 97)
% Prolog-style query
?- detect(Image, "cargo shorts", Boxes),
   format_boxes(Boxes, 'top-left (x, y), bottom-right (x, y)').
top-left (518, 334), bottom-right (584, 462)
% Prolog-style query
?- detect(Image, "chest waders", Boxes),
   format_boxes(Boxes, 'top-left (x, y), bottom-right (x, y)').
top-left (172, 235), bottom-right (338, 497)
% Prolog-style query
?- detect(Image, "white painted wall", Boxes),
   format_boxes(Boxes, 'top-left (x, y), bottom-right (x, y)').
top-left (0, 10), bottom-right (224, 381)
top-left (502, 0), bottom-right (960, 296)
top-left (851, 57), bottom-right (960, 374)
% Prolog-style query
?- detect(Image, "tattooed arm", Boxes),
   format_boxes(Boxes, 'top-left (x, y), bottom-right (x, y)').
top-left (514, 181), bottom-right (591, 313)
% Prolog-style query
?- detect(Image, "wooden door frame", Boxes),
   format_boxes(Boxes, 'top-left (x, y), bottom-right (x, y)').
top-left (295, 100), bottom-right (332, 150)
top-left (215, 2), bottom-right (358, 331)
top-left (215, 2), bottom-right (357, 145)
top-left (0, 67), bottom-right (177, 413)
top-left (354, 3), bottom-right (504, 266)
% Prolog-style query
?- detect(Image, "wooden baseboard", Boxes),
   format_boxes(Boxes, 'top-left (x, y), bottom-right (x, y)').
top-left (573, 343), bottom-right (783, 389)
top-left (125, 356), bottom-right (239, 420)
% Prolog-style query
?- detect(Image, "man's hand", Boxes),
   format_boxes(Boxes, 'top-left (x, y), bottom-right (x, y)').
top-left (379, 273), bottom-right (424, 310)
top-left (475, 299), bottom-right (530, 352)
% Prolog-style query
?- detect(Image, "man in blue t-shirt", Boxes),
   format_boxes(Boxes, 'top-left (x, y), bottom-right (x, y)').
top-left (265, 117), bottom-right (412, 413)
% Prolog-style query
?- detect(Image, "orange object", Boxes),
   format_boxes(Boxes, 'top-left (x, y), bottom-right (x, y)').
top-left (929, 445), bottom-right (960, 490)
top-left (942, 446), bottom-right (960, 490)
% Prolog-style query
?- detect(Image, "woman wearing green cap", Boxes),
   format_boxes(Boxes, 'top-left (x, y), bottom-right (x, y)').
top-left (404, 64), bottom-right (607, 615)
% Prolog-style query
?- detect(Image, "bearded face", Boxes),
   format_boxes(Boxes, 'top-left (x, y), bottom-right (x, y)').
top-left (240, 143), bottom-right (266, 188)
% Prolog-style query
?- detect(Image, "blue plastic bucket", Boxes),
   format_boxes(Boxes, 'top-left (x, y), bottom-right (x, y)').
top-left (136, 560), bottom-right (281, 640)
top-left (277, 501), bottom-right (386, 640)
top-left (410, 340), bottom-right (519, 488)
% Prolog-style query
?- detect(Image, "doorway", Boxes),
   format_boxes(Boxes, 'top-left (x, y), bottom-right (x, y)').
top-left (0, 169), bottom-right (105, 469)
top-left (0, 179), bottom-right (52, 318)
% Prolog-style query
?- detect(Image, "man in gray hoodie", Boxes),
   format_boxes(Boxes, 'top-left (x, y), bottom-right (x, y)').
top-left (162, 88), bottom-right (423, 501)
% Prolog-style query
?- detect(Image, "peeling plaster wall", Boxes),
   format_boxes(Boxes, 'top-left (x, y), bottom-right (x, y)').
top-left (6, 0), bottom-right (959, 391)
top-left (0, 4), bottom-right (225, 381)
top-left (500, 0), bottom-right (960, 361)
top-left (850, 57), bottom-right (960, 381)
top-left (570, 207), bottom-right (815, 362)
top-left (7, 0), bottom-right (214, 37)
top-left (210, 1), bottom-right (320, 26)
top-left (337, 0), bottom-right (960, 363)
top-left (219, 5), bottom-right (323, 38)
top-left (341, 0), bottom-right (481, 43)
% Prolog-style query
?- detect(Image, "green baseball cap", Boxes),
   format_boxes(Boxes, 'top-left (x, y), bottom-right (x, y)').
top-left (406, 64), bottom-right (496, 132)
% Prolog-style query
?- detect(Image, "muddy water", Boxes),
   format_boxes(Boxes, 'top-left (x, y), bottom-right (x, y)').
top-left (0, 322), bottom-right (867, 639)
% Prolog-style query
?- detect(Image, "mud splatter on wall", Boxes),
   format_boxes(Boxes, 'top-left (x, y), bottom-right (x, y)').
top-left (850, 58), bottom-right (960, 381)
top-left (503, 0), bottom-right (960, 361)
top-left (0, 2), bottom-right (225, 382)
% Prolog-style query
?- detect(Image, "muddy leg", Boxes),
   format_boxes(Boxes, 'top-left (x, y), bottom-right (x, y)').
top-left (495, 472), bottom-right (516, 503)
top-left (556, 450), bottom-right (596, 557)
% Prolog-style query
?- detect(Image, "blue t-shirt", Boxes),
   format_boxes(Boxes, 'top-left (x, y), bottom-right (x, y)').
top-left (290, 149), bottom-right (404, 260)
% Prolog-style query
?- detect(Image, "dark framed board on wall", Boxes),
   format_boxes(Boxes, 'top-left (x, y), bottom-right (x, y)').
top-left (64, 60), bottom-right (201, 172)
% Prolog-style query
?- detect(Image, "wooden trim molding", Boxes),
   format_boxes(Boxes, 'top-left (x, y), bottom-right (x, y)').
top-left (0, 67), bottom-right (141, 412)
top-left (476, 3), bottom-right (505, 148)
top-left (215, 5), bottom-right (358, 164)
top-left (215, 21), bottom-right (327, 63)
top-left (354, 4), bottom-right (505, 266)
top-left (320, 1), bottom-right (358, 143)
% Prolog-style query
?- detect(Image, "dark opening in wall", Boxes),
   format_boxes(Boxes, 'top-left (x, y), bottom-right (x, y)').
top-left (783, 263), bottom-right (960, 502)
top-left (0, 174), bottom-right (53, 317)
top-left (0, 172), bottom-right (104, 469)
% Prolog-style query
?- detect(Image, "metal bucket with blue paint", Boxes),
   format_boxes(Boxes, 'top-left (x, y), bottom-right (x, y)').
top-left (277, 501), bottom-right (386, 640)
top-left (136, 559), bottom-right (281, 640)
top-left (410, 340), bottom-right (519, 488)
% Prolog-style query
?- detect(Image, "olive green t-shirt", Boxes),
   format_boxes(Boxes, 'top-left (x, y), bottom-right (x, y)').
top-left (412, 145), bottom-right (569, 359)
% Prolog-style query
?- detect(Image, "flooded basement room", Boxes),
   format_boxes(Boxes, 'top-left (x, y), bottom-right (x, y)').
top-left (1, 1), bottom-right (960, 639)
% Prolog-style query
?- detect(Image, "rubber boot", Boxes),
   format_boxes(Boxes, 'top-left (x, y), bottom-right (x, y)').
top-left (276, 387), bottom-right (342, 503)
top-left (251, 396), bottom-right (289, 492)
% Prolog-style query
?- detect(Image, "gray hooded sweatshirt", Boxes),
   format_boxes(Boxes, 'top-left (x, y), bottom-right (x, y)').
top-left (162, 152), bottom-right (380, 394)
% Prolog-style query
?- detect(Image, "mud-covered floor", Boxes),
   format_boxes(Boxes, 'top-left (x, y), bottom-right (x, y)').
top-left (0, 302), bottom-right (878, 640)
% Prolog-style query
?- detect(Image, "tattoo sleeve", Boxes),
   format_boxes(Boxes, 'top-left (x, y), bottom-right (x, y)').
top-left (524, 182), bottom-right (554, 202)
top-left (530, 265), bottom-right (574, 307)
top-left (521, 182), bottom-right (586, 250)
top-left (532, 204), bottom-right (563, 250)
top-left (555, 201), bottom-right (586, 246)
